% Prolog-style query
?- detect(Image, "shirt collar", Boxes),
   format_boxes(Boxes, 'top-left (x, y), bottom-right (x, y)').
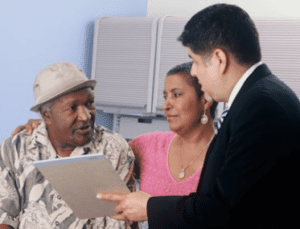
top-left (29, 121), bottom-right (49, 149)
top-left (227, 61), bottom-right (263, 109)
top-left (29, 121), bottom-right (98, 159)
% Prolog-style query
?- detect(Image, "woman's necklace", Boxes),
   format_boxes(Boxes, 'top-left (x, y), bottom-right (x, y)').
top-left (177, 133), bottom-right (215, 179)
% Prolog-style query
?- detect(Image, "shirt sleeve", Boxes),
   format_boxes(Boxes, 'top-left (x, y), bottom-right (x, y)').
top-left (101, 133), bottom-right (136, 229)
top-left (103, 133), bottom-right (135, 189)
top-left (0, 137), bottom-right (21, 229)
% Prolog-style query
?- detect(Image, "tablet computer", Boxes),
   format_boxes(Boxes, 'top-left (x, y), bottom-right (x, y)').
top-left (33, 154), bottom-right (130, 219)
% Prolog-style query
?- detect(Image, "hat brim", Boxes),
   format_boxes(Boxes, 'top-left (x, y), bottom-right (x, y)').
top-left (30, 79), bottom-right (97, 112)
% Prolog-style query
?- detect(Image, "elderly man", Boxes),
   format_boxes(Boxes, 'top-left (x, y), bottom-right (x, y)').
top-left (0, 62), bottom-right (135, 229)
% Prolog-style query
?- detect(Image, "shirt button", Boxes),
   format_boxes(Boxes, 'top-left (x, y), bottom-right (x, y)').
top-left (57, 195), bottom-right (61, 199)
top-left (55, 221), bottom-right (59, 226)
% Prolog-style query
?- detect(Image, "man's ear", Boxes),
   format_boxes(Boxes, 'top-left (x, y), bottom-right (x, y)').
top-left (40, 109), bottom-right (51, 125)
top-left (211, 48), bottom-right (228, 75)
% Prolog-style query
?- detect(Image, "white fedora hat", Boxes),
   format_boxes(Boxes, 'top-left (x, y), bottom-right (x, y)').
top-left (30, 62), bottom-right (97, 112)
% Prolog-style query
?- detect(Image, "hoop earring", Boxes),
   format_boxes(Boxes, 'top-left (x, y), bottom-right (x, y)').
top-left (201, 110), bottom-right (208, 124)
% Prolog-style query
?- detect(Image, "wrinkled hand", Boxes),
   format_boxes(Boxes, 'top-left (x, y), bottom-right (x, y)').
top-left (12, 119), bottom-right (41, 136)
top-left (97, 191), bottom-right (151, 222)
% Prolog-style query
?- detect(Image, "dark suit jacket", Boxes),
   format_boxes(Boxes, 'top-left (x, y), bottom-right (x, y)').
top-left (147, 64), bottom-right (300, 228)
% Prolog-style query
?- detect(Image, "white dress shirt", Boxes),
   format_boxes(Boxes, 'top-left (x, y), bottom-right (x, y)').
top-left (226, 61), bottom-right (263, 109)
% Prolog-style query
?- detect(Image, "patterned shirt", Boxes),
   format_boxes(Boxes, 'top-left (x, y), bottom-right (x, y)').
top-left (0, 121), bottom-right (135, 229)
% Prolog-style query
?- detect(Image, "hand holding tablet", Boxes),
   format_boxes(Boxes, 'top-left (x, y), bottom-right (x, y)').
top-left (34, 154), bottom-right (130, 219)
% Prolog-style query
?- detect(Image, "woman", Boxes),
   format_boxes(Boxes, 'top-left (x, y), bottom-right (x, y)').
top-left (13, 62), bottom-right (218, 227)
top-left (129, 62), bottom-right (217, 197)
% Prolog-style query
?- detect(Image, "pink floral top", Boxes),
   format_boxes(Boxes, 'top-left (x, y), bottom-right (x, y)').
top-left (129, 131), bottom-right (201, 196)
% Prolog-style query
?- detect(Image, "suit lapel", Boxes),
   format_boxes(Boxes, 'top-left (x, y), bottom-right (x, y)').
top-left (230, 64), bottom-right (272, 111)
top-left (215, 64), bottom-right (272, 136)
top-left (197, 64), bottom-right (273, 193)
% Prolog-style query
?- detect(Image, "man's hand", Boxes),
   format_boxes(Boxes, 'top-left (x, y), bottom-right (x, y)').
top-left (97, 191), bottom-right (151, 222)
top-left (12, 119), bottom-right (41, 136)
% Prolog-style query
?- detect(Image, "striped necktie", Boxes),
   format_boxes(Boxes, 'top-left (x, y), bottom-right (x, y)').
top-left (216, 108), bottom-right (229, 132)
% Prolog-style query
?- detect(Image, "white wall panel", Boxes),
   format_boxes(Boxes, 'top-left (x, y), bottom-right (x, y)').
top-left (152, 16), bottom-right (190, 114)
top-left (92, 17), bottom-right (158, 114)
top-left (92, 16), bottom-right (300, 137)
top-left (254, 19), bottom-right (300, 98)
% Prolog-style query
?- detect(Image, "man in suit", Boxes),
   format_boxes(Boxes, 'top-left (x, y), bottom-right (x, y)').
top-left (98, 3), bottom-right (300, 228)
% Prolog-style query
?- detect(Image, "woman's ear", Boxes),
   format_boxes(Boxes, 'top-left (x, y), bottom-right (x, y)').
top-left (203, 96), bottom-right (214, 111)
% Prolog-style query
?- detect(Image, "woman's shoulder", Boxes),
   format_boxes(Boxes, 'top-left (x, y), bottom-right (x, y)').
top-left (131, 131), bottom-right (175, 143)
top-left (129, 131), bottom-right (176, 151)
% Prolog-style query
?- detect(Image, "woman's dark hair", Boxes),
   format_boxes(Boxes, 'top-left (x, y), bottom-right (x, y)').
top-left (166, 62), bottom-right (218, 119)
top-left (178, 4), bottom-right (261, 66)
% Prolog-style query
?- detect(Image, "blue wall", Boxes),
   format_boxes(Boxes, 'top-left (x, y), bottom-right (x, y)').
top-left (0, 0), bottom-right (148, 143)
